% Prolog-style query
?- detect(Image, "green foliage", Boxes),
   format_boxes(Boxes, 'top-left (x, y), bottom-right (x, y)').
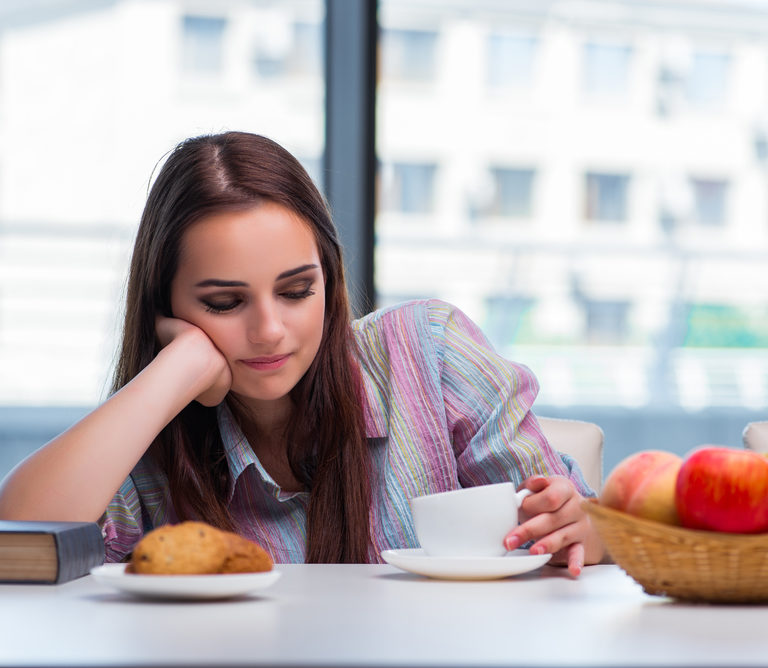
top-left (684, 305), bottom-right (768, 348)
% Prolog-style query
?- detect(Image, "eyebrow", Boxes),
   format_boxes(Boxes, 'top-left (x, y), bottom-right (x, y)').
top-left (277, 264), bottom-right (319, 280)
top-left (194, 264), bottom-right (319, 288)
top-left (194, 279), bottom-right (248, 288)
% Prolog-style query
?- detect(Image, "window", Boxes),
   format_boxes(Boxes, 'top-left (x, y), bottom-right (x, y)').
top-left (585, 172), bottom-right (629, 222)
top-left (686, 51), bottom-right (730, 109)
top-left (376, 1), bottom-right (768, 447)
top-left (487, 34), bottom-right (537, 89)
top-left (691, 178), bottom-right (728, 226)
top-left (582, 42), bottom-right (632, 99)
top-left (475, 167), bottom-right (535, 219)
top-left (381, 162), bottom-right (437, 214)
top-left (181, 15), bottom-right (227, 74)
top-left (254, 21), bottom-right (323, 79)
top-left (585, 300), bottom-right (630, 344)
top-left (292, 22), bottom-right (324, 76)
top-left (381, 29), bottom-right (438, 82)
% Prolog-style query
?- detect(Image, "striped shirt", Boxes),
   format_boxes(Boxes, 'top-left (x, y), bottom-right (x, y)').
top-left (100, 299), bottom-right (593, 563)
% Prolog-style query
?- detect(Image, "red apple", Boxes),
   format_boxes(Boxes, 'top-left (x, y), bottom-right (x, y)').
top-left (601, 450), bottom-right (682, 525)
top-left (675, 446), bottom-right (768, 533)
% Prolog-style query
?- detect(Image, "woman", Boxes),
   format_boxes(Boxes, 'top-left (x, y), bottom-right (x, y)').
top-left (0, 131), bottom-right (604, 574)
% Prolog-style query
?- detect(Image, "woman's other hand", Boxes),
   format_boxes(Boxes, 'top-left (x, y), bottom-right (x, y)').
top-left (502, 475), bottom-right (605, 577)
top-left (155, 315), bottom-right (232, 406)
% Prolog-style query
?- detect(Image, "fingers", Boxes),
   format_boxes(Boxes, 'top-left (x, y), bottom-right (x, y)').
top-left (525, 512), bottom-right (586, 555)
top-left (566, 542), bottom-right (585, 577)
top-left (544, 542), bottom-right (585, 577)
top-left (519, 475), bottom-right (575, 516)
top-left (543, 541), bottom-right (585, 577)
top-left (503, 475), bottom-right (592, 576)
top-left (519, 475), bottom-right (549, 493)
top-left (507, 496), bottom-right (585, 554)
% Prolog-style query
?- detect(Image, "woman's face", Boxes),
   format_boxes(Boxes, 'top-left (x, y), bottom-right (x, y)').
top-left (170, 201), bottom-right (326, 415)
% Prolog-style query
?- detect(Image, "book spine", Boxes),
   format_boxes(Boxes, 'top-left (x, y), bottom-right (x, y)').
top-left (54, 524), bottom-right (106, 584)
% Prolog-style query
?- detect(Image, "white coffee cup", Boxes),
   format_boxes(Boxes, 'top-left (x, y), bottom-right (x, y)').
top-left (409, 482), bottom-right (532, 557)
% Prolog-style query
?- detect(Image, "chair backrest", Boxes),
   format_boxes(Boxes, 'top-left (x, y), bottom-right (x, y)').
top-left (743, 421), bottom-right (768, 453)
top-left (537, 416), bottom-right (604, 493)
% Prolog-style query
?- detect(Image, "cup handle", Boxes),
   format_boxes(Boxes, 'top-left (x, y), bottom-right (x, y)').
top-left (514, 488), bottom-right (533, 507)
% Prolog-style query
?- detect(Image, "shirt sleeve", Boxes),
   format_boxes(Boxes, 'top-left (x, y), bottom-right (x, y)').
top-left (427, 301), bottom-right (595, 497)
top-left (98, 475), bottom-right (144, 563)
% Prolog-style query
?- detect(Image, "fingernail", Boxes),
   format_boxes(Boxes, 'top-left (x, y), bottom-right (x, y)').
top-left (504, 535), bottom-right (520, 551)
top-left (530, 544), bottom-right (545, 555)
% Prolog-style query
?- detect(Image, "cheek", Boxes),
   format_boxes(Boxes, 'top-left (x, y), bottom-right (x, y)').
top-left (310, 297), bottom-right (327, 348)
top-left (296, 297), bottom-right (326, 353)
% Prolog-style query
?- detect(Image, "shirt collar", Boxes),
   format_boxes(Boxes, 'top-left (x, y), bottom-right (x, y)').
top-left (217, 402), bottom-right (292, 501)
top-left (216, 367), bottom-right (389, 497)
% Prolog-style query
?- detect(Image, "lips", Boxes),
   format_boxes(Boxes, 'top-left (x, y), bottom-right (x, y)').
top-left (240, 354), bottom-right (291, 371)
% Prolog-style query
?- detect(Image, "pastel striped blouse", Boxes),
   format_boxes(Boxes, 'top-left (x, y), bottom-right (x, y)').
top-left (100, 299), bottom-right (593, 563)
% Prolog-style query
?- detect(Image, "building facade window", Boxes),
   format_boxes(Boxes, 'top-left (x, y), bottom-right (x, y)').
top-left (381, 28), bottom-right (438, 82)
top-left (686, 51), bottom-right (730, 109)
top-left (253, 21), bottom-right (323, 78)
top-left (483, 167), bottom-right (536, 218)
top-left (582, 42), bottom-right (632, 99)
top-left (585, 172), bottom-right (630, 222)
top-left (487, 33), bottom-right (537, 89)
top-left (381, 162), bottom-right (437, 214)
top-left (585, 300), bottom-right (630, 343)
top-left (181, 15), bottom-right (227, 74)
top-left (690, 178), bottom-right (728, 226)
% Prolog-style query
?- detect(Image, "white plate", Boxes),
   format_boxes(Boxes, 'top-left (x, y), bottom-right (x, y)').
top-left (90, 563), bottom-right (281, 600)
top-left (380, 548), bottom-right (552, 580)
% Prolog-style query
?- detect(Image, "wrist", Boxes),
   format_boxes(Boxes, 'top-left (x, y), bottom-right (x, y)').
top-left (155, 329), bottom-right (227, 401)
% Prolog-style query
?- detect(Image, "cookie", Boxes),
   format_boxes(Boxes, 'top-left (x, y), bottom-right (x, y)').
top-left (131, 521), bottom-right (230, 575)
top-left (129, 521), bottom-right (273, 575)
top-left (218, 531), bottom-right (273, 573)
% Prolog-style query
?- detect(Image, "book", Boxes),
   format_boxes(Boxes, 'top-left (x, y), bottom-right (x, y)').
top-left (0, 520), bottom-right (105, 584)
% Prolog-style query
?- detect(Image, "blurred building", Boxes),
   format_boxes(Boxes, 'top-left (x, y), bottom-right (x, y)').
top-left (376, 0), bottom-right (768, 410)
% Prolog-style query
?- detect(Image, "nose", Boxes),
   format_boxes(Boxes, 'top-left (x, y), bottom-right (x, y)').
top-left (246, 300), bottom-right (285, 346)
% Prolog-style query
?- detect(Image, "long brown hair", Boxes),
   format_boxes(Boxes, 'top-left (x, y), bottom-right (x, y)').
top-left (112, 132), bottom-right (371, 562)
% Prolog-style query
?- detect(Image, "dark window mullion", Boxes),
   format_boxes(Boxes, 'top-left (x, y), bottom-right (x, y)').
top-left (323, 0), bottom-right (378, 317)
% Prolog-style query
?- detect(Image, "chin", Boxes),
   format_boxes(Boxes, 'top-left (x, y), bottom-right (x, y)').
top-left (230, 383), bottom-right (296, 405)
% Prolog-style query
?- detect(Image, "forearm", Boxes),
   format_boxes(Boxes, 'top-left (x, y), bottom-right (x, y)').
top-left (0, 335), bottom-right (221, 522)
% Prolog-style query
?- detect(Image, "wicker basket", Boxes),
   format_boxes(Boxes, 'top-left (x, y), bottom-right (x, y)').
top-left (582, 499), bottom-right (768, 603)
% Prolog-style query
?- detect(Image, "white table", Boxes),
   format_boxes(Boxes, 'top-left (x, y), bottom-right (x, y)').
top-left (1, 563), bottom-right (767, 667)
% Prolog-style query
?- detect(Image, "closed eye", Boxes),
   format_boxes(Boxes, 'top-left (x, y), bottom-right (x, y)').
top-left (278, 277), bottom-right (317, 301)
top-left (281, 287), bottom-right (315, 300)
top-left (201, 297), bottom-right (243, 313)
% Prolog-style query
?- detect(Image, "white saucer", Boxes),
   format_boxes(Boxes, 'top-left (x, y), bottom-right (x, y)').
top-left (380, 548), bottom-right (552, 580)
top-left (90, 563), bottom-right (281, 600)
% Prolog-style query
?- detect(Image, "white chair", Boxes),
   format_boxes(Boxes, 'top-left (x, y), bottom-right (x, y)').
top-left (742, 421), bottom-right (768, 453)
top-left (537, 416), bottom-right (604, 493)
